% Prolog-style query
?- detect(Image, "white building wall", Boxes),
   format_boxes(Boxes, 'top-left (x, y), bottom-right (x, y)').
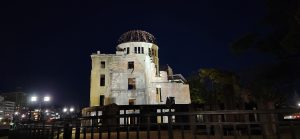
top-left (90, 42), bottom-right (191, 106)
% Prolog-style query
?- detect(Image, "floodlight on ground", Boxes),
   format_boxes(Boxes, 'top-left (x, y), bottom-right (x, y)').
top-left (43, 96), bottom-right (51, 102)
top-left (70, 107), bottom-right (74, 112)
top-left (31, 96), bottom-right (38, 102)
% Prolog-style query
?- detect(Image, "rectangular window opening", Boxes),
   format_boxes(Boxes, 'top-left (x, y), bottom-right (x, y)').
top-left (141, 47), bottom-right (144, 54)
top-left (138, 47), bottom-right (141, 54)
top-left (100, 95), bottom-right (105, 106)
top-left (149, 48), bottom-right (152, 56)
top-left (127, 47), bottom-right (130, 54)
top-left (100, 74), bottom-right (105, 86)
top-left (101, 61), bottom-right (105, 68)
top-left (129, 99), bottom-right (135, 105)
top-left (134, 47), bottom-right (137, 53)
top-left (156, 88), bottom-right (162, 103)
top-left (128, 61), bottom-right (134, 69)
top-left (128, 78), bottom-right (136, 90)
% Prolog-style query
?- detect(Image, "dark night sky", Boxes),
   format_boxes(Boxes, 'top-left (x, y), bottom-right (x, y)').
top-left (0, 0), bottom-right (275, 106)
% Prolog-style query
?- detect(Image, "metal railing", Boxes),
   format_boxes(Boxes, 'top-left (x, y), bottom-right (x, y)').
top-left (10, 105), bottom-right (300, 139)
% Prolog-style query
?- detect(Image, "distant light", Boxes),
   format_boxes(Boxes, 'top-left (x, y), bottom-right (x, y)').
top-left (21, 114), bottom-right (26, 118)
top-left (298, 103), bottom-right (300, 107)
top-left (45, 109), bottom-right (49, 113)
top-left (284, 115), bottom-right (292, 119)
top-left (0, 117), bottom-right (2, 120)
top-left (31, 96), bottom-right (38, 102)
top-left (63, 108), bottom-right (68, 112)
top-left (70, 107), bottom-right (74, 112)
top-left (14, 112), bottom-right (19, 115)
top-left (44, 96), bottom-right (51, 102)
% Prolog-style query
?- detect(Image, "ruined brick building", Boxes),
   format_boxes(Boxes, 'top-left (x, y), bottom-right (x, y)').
top-left (89, 30), bottom-right (191, 106)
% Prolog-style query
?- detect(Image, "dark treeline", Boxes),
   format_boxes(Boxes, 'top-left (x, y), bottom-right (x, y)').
top-left (188, 0), bottom-right (300, 110)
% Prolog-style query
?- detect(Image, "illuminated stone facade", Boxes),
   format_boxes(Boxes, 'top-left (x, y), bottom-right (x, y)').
top-left (90, 30), bottom-right (191, 106)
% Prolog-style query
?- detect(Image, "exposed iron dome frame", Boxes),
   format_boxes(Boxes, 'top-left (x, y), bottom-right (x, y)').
top-left (117, 30), bottom-right (157, 45)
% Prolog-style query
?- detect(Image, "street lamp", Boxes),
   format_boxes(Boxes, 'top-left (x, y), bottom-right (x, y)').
top-left (31, 96), bottom-right (38, 102)
top-left (62, 107), bottom-right (76, 118)
top-left (70, 107), bottom-right (74, 112)
top-left (28, 95), bottom-right (52, 122)
top-left (63, 107), bottom-right (75, 113)
top-left (43, 96), bottom-right (51, 102)
top-left (63, 108), bottom-right (68, 113)
top-left (30, 95), bottom-right (51, 103)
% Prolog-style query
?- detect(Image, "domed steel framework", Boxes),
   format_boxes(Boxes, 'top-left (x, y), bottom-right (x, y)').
top-left (118, 30), bottom-right (156, 44)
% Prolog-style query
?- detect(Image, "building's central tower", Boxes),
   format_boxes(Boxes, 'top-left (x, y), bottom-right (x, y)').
top-left (117, 30), bottom-right (160, 76)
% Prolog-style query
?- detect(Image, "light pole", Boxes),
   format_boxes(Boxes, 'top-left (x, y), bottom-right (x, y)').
top-left (62, 107), bottom-right (75, 118)
top-left (29, 95), bottom-right (51, 122)
top-left (28, 95), bottom-right (38, 122)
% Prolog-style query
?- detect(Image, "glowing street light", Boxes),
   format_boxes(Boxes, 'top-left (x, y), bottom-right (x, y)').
top-left (298, 102), bottom-right (300, 107)
top-left (43, 96), bottom-right (51, 102)
top-left (63, 108), bottom-right (68, 113)
top-left (70, 107), bottom-right (74, 112)
top-left (28, 94), bottom-right (53, 122)
top-left (31, 96), bottom-right (38, 102)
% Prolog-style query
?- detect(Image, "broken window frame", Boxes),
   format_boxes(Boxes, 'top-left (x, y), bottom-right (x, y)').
top-left (128, 61), bottom-right (134, 69)
top-left (100, 74), bottom-right (105, 86)
top-left (100, 61), bottom-right (105, 68)
top-left (128, 78), bottom-right (136, 90)
top-left (100, 95), bottom-right (105, 106)
top-left (127, 47), bottom-right (130, 54)
top-left (129, 99), bottom-right (135, 105)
